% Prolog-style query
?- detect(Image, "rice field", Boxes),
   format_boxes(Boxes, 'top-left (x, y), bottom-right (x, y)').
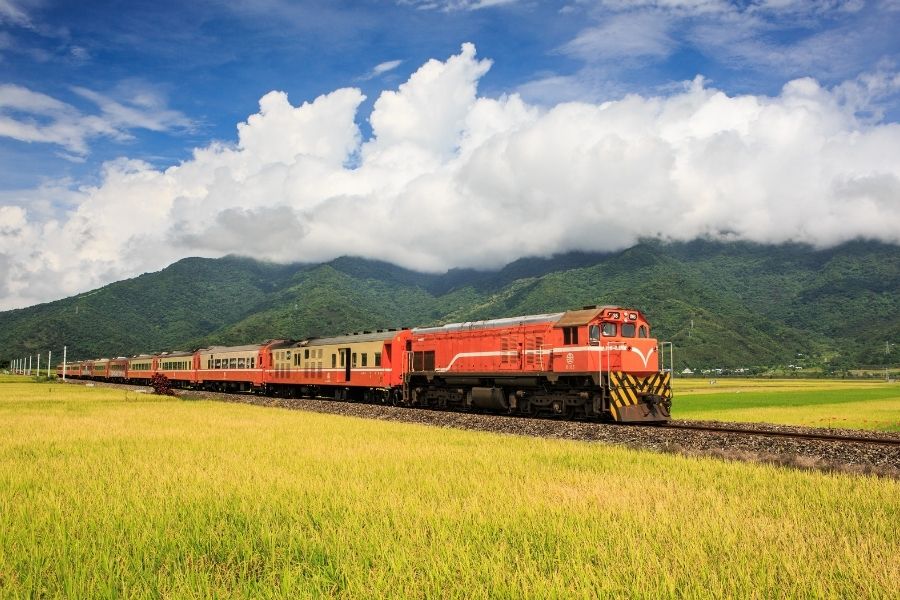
top-left (673, 378), bottom-right (900, 431)
top-left (1, 380), bottom-right (898, 598)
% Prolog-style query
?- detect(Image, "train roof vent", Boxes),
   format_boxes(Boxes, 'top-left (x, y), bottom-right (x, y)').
top-left (582, 305), bottom-right (599, 310)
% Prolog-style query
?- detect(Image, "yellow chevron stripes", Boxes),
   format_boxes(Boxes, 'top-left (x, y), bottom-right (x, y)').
top-left (607, 370), bottom-right (673, 419)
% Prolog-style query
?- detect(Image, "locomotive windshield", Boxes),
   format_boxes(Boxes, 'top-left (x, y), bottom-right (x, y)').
top-left (601, 322), bottom-right (616, 336)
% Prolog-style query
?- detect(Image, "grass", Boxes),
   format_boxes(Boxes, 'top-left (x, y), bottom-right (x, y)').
top-left (672, 378), bottom-right (900, 431)
top-left (0, 380), bottom-right (898, 598)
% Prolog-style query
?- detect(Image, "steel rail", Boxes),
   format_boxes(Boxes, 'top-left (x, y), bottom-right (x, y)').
top-left (653, 421), bottom-right (900, 447)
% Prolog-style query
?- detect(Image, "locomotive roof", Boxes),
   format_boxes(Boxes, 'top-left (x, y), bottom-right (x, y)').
top-left (304, 330), bottom-right (402, 346)
top-left (554, 307), bottom-right (606, 327)
top-left (413, 312), bottom-right (565, 334)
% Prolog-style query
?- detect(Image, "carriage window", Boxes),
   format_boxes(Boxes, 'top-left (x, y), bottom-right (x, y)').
top-left (589, 325), bottom-right (600, 345)
top-left (622, 323), bottom-right (636, 338)
top-left (238, 358), bottom-right (246, 369)
top-left (374, 352), bottom-right (381, 367)
top-left (563, 327), bottom-right (579, 345)
top-left (340, 352), bottom-right (345, 367)
top-left (305, 349), bottom-right (310, 359)
top-left (351, 353), bottom-right (357, 368)
top-left (361, 353), bottom-right (368, 367)
top-left (639, 325), bottom-right (648, 338)
top-left (229, 358), bottom-right (237, 368)
top-left (602, 322), bottom-right (617, 336)
top-left (332, 354), bottom-right (337, 368)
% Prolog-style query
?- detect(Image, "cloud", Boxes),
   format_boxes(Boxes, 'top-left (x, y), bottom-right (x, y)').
top-left (2, 43), bottom-right (900, 310)
top-left (562, 11), bottom-right (675, 60)
top-left (0, 0), bottom-right (32, 27)
top-left (359, 59), bottom-right (404, 81)
top-left (552, 0), bottom-right (896, 86)
top-left (399, 0), bottom-right (520, 11)
top-left (0, 82), bottom-right (192, 155)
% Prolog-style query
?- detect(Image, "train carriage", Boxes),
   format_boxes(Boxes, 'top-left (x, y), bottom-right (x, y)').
top-left (197, 341), bottom-right (288, 392)
top-left (126, 354), bottom-right (156, 384)
top-left (109, 358), bottom-right (128, 380)
top-left (61, 361), bottom-right (82, 379)
top-left (267, 330), bottom-right (411, 401)
top-left (157, 351), bottom-right (197, 387)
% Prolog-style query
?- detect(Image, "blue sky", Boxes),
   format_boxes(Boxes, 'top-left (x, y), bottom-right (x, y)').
top-left (3, 0), bottom-right (897, 188)
top-left (1, 0), bottom-right (899, 308)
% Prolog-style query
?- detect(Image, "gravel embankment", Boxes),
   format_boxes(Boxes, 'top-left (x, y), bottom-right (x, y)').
top-left (74, 380), bottom-right (900, 478)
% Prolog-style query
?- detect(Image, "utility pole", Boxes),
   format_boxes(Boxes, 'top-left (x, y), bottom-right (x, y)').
top-left (47, 351), bottom-right (52, 378)
top-left (37, 354), bottom-right (40, 377)
top-left (62, 346), bottom-right (67, 381)
top-left (27, 355), bottom-right (31, 375)
top-left (887, 342), bottom-right (894, 382)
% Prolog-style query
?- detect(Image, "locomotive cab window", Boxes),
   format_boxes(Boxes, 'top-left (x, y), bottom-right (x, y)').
top-left (602, 322), bottom-right (617, 336)
top-left (622, 323), bottom-right (636, 338)
top-left (639, 325), bottom-right (648, 338)
top-left (589, 325), bottom-right (600, 345)
top-left (563, 327), bottom-right (579, 345)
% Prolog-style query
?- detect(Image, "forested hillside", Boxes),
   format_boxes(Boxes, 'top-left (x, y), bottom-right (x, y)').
top-left (2, 241), bottom-right (897, 370)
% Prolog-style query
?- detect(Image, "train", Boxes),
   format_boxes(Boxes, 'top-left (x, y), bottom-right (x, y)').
top-left (57, 305), bottom-right (672, 422)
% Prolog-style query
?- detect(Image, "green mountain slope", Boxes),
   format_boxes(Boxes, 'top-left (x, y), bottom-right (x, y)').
top-left (2, 241), bottom-right (898, 370)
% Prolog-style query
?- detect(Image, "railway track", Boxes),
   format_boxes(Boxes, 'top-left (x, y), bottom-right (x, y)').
top-left (656, 421), bottom-right (900, 447)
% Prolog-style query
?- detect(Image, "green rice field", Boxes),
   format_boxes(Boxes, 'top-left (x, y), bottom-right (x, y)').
top-left (673, 378), bottom-right (900, 431)
top-left (0, 380), bottom-right (898, 598)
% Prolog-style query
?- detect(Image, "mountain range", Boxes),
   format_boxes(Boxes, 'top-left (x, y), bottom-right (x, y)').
top-left (2, 240), bottom-right (898, 371)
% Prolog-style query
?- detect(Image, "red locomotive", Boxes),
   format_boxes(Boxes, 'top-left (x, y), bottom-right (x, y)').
top-left (58, 305), bottom-right (672, 422)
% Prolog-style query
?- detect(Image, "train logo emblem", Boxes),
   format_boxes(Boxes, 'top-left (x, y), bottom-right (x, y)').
top-left (565, 352), bottom-right (574, 366)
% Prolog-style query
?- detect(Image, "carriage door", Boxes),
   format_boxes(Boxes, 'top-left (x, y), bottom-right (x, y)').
top-left (340, 348), bottom-right (351, 381)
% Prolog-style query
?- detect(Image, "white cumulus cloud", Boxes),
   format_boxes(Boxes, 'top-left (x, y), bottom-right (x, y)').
top-left (1, 43), bottom-right (899, 310)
